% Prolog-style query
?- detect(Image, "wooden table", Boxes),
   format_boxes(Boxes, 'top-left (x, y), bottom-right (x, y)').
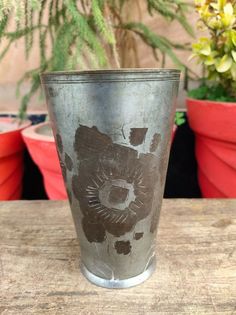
top-left (0, 199), bottom-right (235, 314)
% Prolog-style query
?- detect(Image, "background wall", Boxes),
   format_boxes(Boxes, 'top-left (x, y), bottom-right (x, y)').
top-left (0, 3), bottom-right (199, 112)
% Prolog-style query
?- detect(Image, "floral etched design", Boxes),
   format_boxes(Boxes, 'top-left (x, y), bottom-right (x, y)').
top-left (115, 240), bottom-right (132, 255)
top-left (72, 125), bottom-right (159, 243)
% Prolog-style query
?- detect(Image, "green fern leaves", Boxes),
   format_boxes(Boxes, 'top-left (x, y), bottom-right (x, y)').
top-left (0, 0), bottom-right (193, 118)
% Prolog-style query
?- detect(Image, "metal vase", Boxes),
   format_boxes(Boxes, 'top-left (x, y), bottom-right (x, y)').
top-left (41, 69), bottom-right (180, 289)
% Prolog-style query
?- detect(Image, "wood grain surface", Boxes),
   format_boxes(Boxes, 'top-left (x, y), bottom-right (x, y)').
top-left (0, 199), bottom-right (235, 315)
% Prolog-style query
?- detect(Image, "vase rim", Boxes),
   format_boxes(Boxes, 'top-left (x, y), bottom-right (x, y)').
top-left (41, 68), bottom-right (180, 83)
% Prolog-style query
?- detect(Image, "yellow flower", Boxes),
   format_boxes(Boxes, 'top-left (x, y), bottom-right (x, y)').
top-left (231, 30), bottom-right (236, 46)
top-left (204, 51), bottom-right (218, 65)
top-left (210, 0), bottom-right (227, 12)
top-left (231, 50), bottom-right (236, 62)
top-left (192, 37), bottom-right (211, 56)
top-left (230, 63), bottom-right (236, 80)
top-left (208, 16), bottom-right (223, 29)
top-left (215, 54), bottom-right (233, 72)
top-left (221, 3), bottom-right (235, 27)
top-left (192, 0), bottom-right (236, 93)
top-left (195, 0), bottom-right (206, 6)
top-left (198, 4), bottom-right (213, 20)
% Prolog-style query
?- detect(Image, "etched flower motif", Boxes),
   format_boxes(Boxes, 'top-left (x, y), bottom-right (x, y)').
top-left (72, 125), bottom-right (159, 243)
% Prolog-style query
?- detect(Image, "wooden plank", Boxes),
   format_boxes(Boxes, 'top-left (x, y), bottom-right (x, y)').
top-left (0, 199), bottom-right (235, 315)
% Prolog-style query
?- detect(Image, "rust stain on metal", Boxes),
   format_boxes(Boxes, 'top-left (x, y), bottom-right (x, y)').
top-left (114, 241), bottom-right (131, 255)
top-left (74, 125), bottom-right (112, 160)
top-left (82, 218), bottom-right (106, 243)
top-left (48, 87), bottom-right (58, 97)
top-left (129, 128), bottom-right (148, 146)
top-left (56, 134), bottom-right (63, 154)
top-left (150, 133), bottom-right (161, 152)
top-left (134, 232), bottom-right (144, 240)
top-left (59, 159), bottom-right (67, 181)
top-left (72, 125), bottom-right (159, 243)
top-left (108, 186), bottom-right (129, 204)
top-left (65, 153), bottom-right (73, 171)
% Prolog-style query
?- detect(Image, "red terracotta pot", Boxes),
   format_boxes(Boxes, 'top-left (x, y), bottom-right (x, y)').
top-left (186, 98), bottom-right (236, 197)
top-left (0, 117), bottom-right (31, 200)
top-left (22, 122), bottom-right (67, 200)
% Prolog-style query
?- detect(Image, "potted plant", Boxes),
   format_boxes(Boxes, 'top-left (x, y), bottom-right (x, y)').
top-left (22, 121), bottom-right (67, 199)
top-left (0, 118), bottom-right (31, 200)
top-left (187, 0), bottom-right (236, 197)
top-left (0, 0), bottom-right (193, 199)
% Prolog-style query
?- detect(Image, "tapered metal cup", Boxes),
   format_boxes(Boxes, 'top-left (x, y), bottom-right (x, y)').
top-left (41, 69), bottom-right (180, 288)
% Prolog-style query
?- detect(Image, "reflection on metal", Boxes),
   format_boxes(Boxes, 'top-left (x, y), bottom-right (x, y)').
top-left (41, 69), bottom-right (180, 288)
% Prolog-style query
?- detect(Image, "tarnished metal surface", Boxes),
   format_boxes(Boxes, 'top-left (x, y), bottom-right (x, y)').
top-left (41, 69), bottom-right (180, 288)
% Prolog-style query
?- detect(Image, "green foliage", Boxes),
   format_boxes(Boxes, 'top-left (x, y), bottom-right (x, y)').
top-left (0, 0), bottom-right (194, 118)
top-left (188, 84), bottom-right (236, 102)
top-left (65, 0), bottom-right (108, 67)
top-left (124, 22), bottom-right (188, 69)
top-left (190, 0), bottom-right (236, 99)
top-left (147, 0), bottom-right (194, 37)
top-left (175, 112), bottom-right (186, 126)
top-left (91, 0), bottom-right (115, 45)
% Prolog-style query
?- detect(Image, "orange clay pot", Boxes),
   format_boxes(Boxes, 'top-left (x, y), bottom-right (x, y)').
top-left (0, 117), bottom-right (31, 200)
top-left (22, 122), bottom-right (67, 200)
top-left (187, 98), bottom-right (236, 197)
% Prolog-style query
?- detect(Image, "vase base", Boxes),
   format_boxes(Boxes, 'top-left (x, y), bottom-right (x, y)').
top-left (81, 258), bottom-right (156, 289)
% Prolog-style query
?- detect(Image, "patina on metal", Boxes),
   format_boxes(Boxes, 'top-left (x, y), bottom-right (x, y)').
top-left (41, 69), bottom-right (180, 289)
